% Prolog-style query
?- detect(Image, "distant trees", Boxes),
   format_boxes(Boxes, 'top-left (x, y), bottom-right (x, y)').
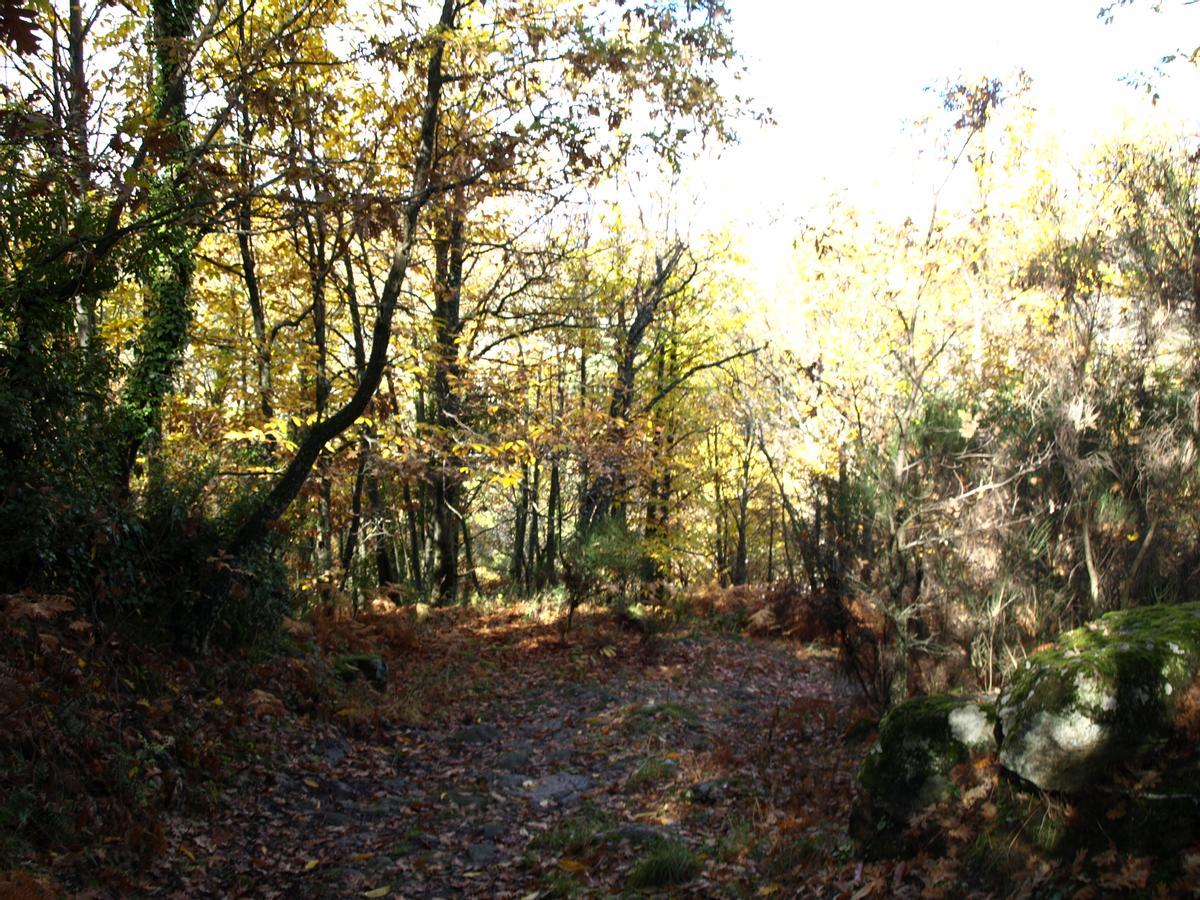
top-left (759, 88), bottom-right (1200, 705)
top-left (9, 0), bottom-right (1198, 686)
top-left (0, 0), bottom-right (756, 631)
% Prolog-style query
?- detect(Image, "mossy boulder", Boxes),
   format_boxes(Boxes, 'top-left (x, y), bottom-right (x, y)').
top-left (998, 603), bottom-right (1200, 793)
top-left (852, 694), bottom-right (997, 854)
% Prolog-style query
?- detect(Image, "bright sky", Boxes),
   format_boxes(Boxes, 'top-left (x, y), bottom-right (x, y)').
top-left (679, 0), bottom-right (1200, 292)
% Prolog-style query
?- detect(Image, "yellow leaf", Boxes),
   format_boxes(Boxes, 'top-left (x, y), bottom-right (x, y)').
top-left (363, 888), bottom-right (390, 898)
top-left (305, 859), bottom-right (320, 871)
top-left (757, 886), bottom-right (781, 897)
top-left (558, 858), bottom-right (589, 873)
top-left (304, 778), bottom-right (320, 789)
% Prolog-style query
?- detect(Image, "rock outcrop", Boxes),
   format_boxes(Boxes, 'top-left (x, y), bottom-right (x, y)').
top-left (998, 603), bottom-right (1200, 792)
top-left (851, 694), bottom-right (996, 853)
top-left (853, 603), bottom-right (1200, 857)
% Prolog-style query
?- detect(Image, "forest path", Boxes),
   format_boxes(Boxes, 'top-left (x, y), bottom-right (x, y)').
top-left (155, 624), bottom-right (868, 898)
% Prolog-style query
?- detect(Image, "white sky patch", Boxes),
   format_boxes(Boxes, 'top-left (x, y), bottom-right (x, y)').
top-left (675, 0), bottom-right (1200, 299)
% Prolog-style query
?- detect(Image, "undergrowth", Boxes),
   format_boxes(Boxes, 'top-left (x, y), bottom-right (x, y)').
top-left (625, 839), bottom-right (701, 889)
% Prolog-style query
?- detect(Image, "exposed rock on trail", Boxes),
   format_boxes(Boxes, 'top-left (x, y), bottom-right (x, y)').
top-left (150, 625), bottom-right (863, 898)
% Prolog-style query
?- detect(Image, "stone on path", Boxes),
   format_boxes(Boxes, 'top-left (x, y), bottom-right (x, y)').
top-left (530, 772), bottom-right (593, 806)
top-left (450, 723), bottom-right (501, 746)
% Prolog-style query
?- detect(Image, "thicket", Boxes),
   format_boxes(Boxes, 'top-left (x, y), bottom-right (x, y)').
top-left (774, 138), bottom-right (1200, 707)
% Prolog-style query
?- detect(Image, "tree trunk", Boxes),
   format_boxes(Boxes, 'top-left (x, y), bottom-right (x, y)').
top-left (428, 190), bottom-right (466, 605)
top-left (368, 476), bottom-right (394, 587)
top-left (732, 448), bottom-right (751, 586)
top-left (236, 36), bottom-right (271, 420)
top-left (462, 516), bottom-right (482, 598)
top-left (340, 453), bottom-right (368, 587)
top-left (527, 459), bottom-right (540, 592)
top-left (403, 480), bottom-right (423, 593)
top-left (511, 464), bottom-right (529, 588)
top-left (114, 0), bottom-right (205, 489)
top-left (229, 0), bottom-right (456, 553)
top-left (766, 498), bottom-right (775, 582)
top-left (539, 458), bottom-right (560, 587)
top-left (578, 244), bottom-right (684, 537)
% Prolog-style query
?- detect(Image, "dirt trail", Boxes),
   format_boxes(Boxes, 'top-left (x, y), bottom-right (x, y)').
top-left (154, 632), bottom-right (866, 898)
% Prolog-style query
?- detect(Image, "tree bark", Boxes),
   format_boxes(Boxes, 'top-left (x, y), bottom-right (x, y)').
top-left (732, 444), bottom-right (752, 586)
top-left (229, 0), bottom-right (457, 554)
top-left (115, 0), bottom-right (206, 489)
top-left (539, 457), bottom-right (561, 587)
top-left (512, 465), bottom-right (529, 588)
top-left (428, 189), bottom-right (466, 605)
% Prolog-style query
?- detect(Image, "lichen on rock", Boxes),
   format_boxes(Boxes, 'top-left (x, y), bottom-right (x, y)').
top-left (852, 693), bottom-right (997, 854)
top-left (998, 603), bottom-right (1200, 793)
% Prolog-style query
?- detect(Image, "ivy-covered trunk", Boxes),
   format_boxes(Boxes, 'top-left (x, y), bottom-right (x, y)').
top-left (114, 0), bottom-right (203, 489)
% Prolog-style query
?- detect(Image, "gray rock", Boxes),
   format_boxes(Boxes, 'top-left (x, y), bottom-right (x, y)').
top-left (315, 738), bottom-right (351, 766)
top-left (479, 822), bottom-right (506, 839)
top-left (496, 749), bottom-right (532, 772)
top-left (530, 772), bottom-right (593, 806)
top-left (335, 653), bottom-right (388, 689)
top-left (465, 842), bottom-right (498, 866)
top-left (998, 604), bottom-right (1200, 793)
top-left (686, 778), bottom-right (729, 804)
top-left (851, 694), bottom-right (997, 857)
top-left (490, 773), bottom-right (530, 793)
top-left (451, 723), bottom-right (501, 746)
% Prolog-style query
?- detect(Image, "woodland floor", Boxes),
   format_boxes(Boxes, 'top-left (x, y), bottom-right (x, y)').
top-left (6, 596), bottom-right (1188, 899)
top-left (144, 615), bottom-right (870, 898)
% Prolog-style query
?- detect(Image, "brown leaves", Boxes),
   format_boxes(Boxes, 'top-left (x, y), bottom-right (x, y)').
top-left (1171, 675), bottom-right (1200, 742)
top-left (245, 689), bottom-right (285, 719)
top-left (0, 870), bottom-right (58, 899)
top-left (1096, 852), bottom-right (1152, 891)
top-left (2, 592), bottom-right (75, 621)
top-left (0, 0), bottom-right (39, 56)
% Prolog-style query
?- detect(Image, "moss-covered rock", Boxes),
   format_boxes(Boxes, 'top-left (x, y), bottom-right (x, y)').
top-left (998, 603), bottom-right (1200, 793)
top-left (852, 694), bottom-right (997, 855)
